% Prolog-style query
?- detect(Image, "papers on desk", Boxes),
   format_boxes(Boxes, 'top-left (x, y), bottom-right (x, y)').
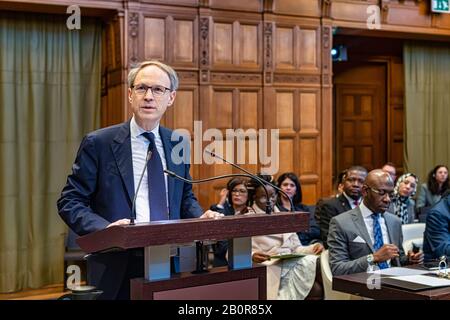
top-left (371, 267), bottom-right (430, 276)
top-left (389, 275), bottom-right (450, 288)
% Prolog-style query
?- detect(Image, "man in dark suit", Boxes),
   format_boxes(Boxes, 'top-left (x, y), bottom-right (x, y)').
top-left (423, 190), bottom-right (450, 261)
top-left (57, 61), bottom-right (221, 299)
top-left (327, 170), bottom-right (423, 276)
top-left (315, 166), bottom-right (368, 247)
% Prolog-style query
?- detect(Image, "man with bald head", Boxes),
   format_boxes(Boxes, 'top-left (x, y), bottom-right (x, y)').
top-left (327, 169), bottom-right (423, 276)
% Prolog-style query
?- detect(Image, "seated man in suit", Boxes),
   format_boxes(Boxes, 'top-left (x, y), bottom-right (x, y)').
top-left (423, 190), bottom-right (450, 262)
top-left (328, 169), bottom-right (423, 276)
top-left (315, 166), bottom-right (368, 247)
top-left (57, 61), bottom-right (222, 299)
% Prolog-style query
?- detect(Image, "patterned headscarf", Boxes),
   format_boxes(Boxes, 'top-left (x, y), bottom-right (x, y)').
top-left (392, 173), bottom-right (418, 224)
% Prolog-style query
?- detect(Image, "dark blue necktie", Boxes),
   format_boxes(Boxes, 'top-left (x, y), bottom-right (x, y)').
top-left (371, 213), bottom-right (389, 269)
top-left (142, 132), bottom-right (168, 221)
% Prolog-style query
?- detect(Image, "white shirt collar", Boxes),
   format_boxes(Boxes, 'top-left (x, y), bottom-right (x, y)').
top-left (130, 116), bottom-right (160, 139)
top-left (360, 201), bottom-right (375, 219)
top-left (343, 192), bottom-right (361, 206)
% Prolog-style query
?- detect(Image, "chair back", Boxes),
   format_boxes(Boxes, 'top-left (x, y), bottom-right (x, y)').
top-left (402, 223), bottom-right (425, 242)
top-left (320, 250), bottom-right (353, 300)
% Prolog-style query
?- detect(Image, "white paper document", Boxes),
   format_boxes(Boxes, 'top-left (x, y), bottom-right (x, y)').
top-left (372, 267), bottom-right (430, 276)
top-left (390, 275), bottom-right (450, 288)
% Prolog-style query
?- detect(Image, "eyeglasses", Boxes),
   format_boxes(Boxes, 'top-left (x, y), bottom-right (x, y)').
top-left (231, 189), bottom-right (248, 195)
top-left (366, 186), bottom-right (395, 199)
top-left (132, 84), bottom-right (171, 97)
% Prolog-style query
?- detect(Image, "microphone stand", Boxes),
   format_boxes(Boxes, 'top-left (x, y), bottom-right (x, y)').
top-left (204, 149), bottom-right (296, 212)
top-left (163, 171), bottom-right (272, 214)
top-left (163, 170), bottom-right (272, 274)
top-left (130, 149), bottom-right (152, 225)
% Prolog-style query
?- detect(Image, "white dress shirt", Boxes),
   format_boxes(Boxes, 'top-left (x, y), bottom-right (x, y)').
top-left (359, 201), bottom-right (391, 265)
top-left (130, 116), bottom-right (169, 223)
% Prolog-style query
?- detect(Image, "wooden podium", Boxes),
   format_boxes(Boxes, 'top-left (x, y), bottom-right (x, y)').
top-left (77, 212), bottom-right (308, 300)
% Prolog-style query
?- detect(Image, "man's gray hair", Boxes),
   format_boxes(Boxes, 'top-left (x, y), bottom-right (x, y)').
top-left (127, 60), bottom-right (179, 91)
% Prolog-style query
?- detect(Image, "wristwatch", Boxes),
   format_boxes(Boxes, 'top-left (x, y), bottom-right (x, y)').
top-left (367, 254), bottom-right (375, 266)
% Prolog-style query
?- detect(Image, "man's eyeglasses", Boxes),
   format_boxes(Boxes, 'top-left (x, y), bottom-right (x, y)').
top-left (366, 186), bottom-right (395, 199)
top-left (231, 189), bottom-right (248, 195)
top-left (132, 84), bottom-right (171, 97)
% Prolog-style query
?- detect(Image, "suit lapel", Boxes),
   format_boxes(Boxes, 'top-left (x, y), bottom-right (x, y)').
top-left (339, 194), bottom-right (352, 212)
top-left (351, 208), bottom-right (375, 252)
top-left (111, 121), bottom-right (135, 204)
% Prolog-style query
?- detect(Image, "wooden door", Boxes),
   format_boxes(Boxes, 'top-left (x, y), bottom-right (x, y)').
top-left (334, 63), bottom-right (387, 174)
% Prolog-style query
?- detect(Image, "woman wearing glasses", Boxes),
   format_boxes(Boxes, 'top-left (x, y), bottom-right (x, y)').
top-left (249, 175), bottom-right (323, 300)
top-left (209, 178), bottom-right (252, 267)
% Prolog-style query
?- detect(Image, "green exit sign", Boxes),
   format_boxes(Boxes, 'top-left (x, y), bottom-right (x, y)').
top-left (432, 0), bottom-right (450, 13)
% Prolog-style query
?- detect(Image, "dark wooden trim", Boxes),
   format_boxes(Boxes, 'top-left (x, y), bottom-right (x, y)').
top-left (77, 212), bottom-right (309, 253)
top-left (131, 265), bottom-right (267, 300)
top-left (333, 271), bottom-right (450, 300)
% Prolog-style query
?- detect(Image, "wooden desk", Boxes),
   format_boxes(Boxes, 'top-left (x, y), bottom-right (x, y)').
top-left (333, 270), bottom-right (450, 300)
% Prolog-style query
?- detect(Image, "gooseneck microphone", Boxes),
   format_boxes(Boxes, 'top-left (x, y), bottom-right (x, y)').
top-left (163, 170), bottom-right (272, 214)
top-left (204, 149), bottom-right (295, 212)
top-left (130, 148), bottom-right (153, 225)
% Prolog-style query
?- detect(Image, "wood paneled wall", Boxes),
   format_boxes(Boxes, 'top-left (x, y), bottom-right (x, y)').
top-left (8, 0), bottom-right (450, 208)
top-left (121, 2), bottom-right (333, 207)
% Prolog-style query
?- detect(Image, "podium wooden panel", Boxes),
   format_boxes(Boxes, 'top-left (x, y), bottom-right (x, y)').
top-left (77, 212), bottom-right (309, 300)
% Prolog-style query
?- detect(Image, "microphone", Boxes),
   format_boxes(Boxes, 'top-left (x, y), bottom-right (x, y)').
top-left (204, 149), bottom-right (295, 212)
top-left (130, 148), bottom-right (152, 225)
top-left (163, 170), bottom-right (272, 214)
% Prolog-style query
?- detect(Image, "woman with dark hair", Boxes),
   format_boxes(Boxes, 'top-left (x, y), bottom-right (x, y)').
top-left (416, 165), bottom-right (449, 217)
top-left (249, 175), bottom-right (323, 300)
top-left (276, 172), bottom-right (322, 249)
top-left (389, 173), bottom-right (418, 224)
top-left (209, 178), bottom-right (252, 266)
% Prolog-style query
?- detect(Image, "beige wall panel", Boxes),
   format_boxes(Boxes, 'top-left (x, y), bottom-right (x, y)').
top-left (236, 139), bottom-right (259, 174)
top-left (273, 0), bottom-right (321, 17)
top-left (213, 23), bottom-right (233, 65)
top-left (212, 90), bottom-right (233, 129)
top-left (174, 20), bottom-right (194, 63)
top-left (209, 0), bottom-right (262, 12)
top-left (301, 184), bottom-right (317, 205)
top-left (144, 17), bottom-right (165, 60)
top-left (239, 91), bottom-right (258, 129)
top-left (279, 139), bottom-right (294, 174)
top-left (276, 92), bottom-right (294, 130)
top-left (173, 90), bottom-right (194, 132)
top-left (330, 2), bottom-right (372, 22)
top-left (299, 138), bottom-right (317, 174)
top-left (299, 92), bottom-right (317, 131)
top-left (387, 7), bottom-right (431, 27)
top-left (240, 24), bottom-right (259, 66)
top-left (275, 27), bottom-right (294, 69)
top-left (299, 29), bottom-right (317, 68)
